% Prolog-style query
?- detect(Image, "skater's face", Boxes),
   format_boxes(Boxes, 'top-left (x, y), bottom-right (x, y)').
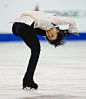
top-left (46, 27), bottom-right (60, 41)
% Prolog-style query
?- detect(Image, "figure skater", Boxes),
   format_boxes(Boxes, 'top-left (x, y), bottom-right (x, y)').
top-left (10, 11), bottom-right (79, 90)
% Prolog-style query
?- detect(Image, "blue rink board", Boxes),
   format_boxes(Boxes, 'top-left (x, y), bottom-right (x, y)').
top-left (0, 33), bottom-right (86, 42)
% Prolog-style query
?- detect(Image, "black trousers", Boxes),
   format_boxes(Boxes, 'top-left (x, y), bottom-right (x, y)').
top-left (12, 22), bottom-right (41, 82)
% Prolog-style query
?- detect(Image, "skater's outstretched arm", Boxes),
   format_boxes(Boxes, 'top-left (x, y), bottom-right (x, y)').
top-left (50, 15), bottom-right (79, 35)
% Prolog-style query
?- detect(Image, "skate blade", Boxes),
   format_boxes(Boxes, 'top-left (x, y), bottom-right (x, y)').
top-left (23, 86), bottom-right (37, 90)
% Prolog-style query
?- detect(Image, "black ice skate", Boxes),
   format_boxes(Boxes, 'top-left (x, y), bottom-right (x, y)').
top-left (23, 79), bottom-right (38, 90)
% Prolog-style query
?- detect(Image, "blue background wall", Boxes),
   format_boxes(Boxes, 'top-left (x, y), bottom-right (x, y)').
top-left (0, 33), bottom-right (86, 42)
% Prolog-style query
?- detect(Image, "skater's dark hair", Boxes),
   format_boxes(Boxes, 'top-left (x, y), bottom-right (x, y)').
top-left (46, 27), bottom-right (65, 47)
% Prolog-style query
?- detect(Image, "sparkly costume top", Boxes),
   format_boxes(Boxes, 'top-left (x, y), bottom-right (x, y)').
top-left (10, 11), bottom-right (79, 35)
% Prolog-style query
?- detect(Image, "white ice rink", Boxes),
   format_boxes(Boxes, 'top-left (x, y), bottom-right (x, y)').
top-left (0, 41), bottom-right (86, 99)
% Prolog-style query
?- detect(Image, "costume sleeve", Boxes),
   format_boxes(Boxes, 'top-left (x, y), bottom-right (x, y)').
top-left (50, 15), bottom-right (79, 36)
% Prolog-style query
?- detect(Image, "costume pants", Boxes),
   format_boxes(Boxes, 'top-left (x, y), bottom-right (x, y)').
top-left (12, 22), bottom-right (40, 82)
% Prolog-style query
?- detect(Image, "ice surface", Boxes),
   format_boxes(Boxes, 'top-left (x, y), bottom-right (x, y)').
top-left (0, 41), bottom-right (86, 99)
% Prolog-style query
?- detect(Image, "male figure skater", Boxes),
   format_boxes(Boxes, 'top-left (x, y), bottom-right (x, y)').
top-left (10, 11), bottom-right (79, 90)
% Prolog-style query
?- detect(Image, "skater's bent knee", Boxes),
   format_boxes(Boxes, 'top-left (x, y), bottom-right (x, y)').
top-left (31, 46), bottom-right (41, 55)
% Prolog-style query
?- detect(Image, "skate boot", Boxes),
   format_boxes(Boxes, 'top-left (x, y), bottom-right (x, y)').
top-left (23, 79), bottom-right (38, 90)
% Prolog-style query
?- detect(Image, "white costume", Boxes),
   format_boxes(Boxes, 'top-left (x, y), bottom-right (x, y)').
top-left (10, 11), bottom-right (79, 35)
